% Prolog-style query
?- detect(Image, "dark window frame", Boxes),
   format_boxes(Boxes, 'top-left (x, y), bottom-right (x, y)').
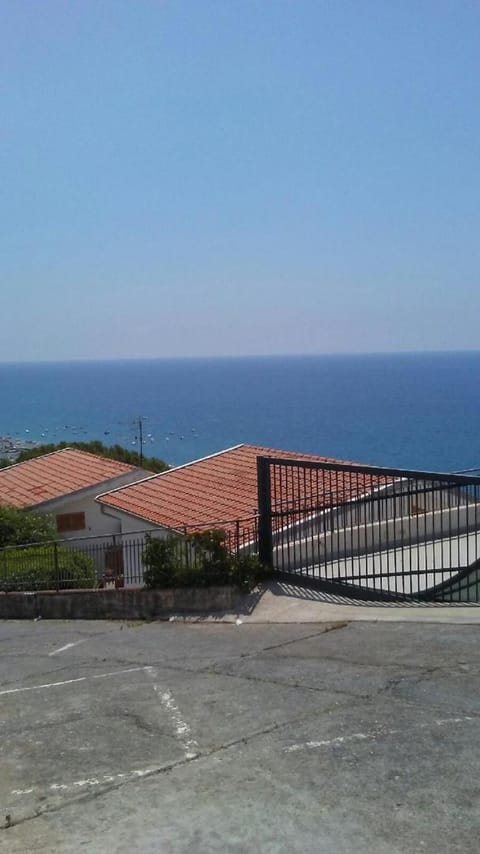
top-left (56, 512), bottom-right (86, 533)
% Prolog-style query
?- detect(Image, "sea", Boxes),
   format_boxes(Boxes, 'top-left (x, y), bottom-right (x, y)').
top-left (1, 352), bottom-right (480, 473)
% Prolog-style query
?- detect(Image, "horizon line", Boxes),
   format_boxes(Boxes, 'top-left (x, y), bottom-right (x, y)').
top-left (1, 348), bottom-right (480, 367)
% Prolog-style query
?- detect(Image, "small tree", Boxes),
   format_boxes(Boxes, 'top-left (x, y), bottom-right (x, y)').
top-left (142, 530), bottom-right (268, 591)
top-left (142, 535), bottom-right (185, 589)
top-left (0, 505), bottom-right (58, 548)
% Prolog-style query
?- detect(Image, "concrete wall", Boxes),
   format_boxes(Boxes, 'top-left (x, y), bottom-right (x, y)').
top-left (282, 481), bottom-right (469, 544)
top-left (0, 586), bottom-right (240, 620)
top-left (274, 502), bottom-right (480, 572)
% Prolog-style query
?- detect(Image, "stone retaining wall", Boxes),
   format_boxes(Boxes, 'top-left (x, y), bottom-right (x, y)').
top-left (0, 586), bottom-right (240, 620)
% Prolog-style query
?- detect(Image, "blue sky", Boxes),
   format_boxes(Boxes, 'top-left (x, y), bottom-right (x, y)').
top-left (2, 1), bottom-right (479, 361)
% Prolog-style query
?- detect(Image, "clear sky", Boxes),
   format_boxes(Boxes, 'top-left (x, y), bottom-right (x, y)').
top-left (2, 1), bottom-right (479, 362)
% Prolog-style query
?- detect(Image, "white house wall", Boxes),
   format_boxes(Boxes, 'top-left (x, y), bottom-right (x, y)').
top-left (47, 493), bottom-right (122, 539)
top-left (32, 469), bottom-right (151, 582)
top-left (35, 469), bottom-right (149, 539)
top-left (95, 506), bottom-right (171, 584)
top-left (105, 509), bottom-right (163, 536)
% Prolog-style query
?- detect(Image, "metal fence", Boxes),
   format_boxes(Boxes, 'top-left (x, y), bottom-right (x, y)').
top-left (0, 517), bottom-right (259, 592)
top-left (257, 456), bottom-right (480, 602)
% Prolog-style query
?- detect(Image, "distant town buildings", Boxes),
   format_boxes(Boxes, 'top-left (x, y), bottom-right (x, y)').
top-left (0, 436), bottom-right (39, 463)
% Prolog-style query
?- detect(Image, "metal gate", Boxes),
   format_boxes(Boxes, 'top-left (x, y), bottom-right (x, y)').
top-left (257, 456), bottom-right (480, 602)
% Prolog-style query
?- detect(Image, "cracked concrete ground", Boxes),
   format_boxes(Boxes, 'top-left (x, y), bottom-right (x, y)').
top-left (1, 619), bottom-right (479, 853)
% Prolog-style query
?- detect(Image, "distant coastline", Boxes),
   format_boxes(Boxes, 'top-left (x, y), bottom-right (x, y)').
top-left (0, 436), bottom-right (40, 463)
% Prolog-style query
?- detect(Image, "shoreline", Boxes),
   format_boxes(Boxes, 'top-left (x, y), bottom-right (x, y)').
top-left (0, 436), bottom-right (40, 463)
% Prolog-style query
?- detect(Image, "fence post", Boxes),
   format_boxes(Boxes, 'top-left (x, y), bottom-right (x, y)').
top-left (2, 547), bottom-right (6, 588)
top-left (184, 526), bottom-right (190, 572)
top-left (257, 456), bottom-right (273, 568)
top-left (53, 542), bottom-right (59, 592)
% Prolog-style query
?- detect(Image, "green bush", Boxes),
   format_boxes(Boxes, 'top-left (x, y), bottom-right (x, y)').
top-left (0, 543), bottom-right (97, 592)
top-left (0, 504), bottom-right (96, 592)
top-left (142, 536), bottom-right (185, 589)
top-left (0, 505), bottom-right (58, 548)
top-left (142, 530), bottom-right (268, 592)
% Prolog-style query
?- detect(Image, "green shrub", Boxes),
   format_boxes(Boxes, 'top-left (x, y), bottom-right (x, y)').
top-left (142, 530), bottom-right (268, 592)
top-left (0, 543), bottom-right (97, 592)
top-left (0, 505), bottom-right (97, 592)
top-left (142, 536), bottom-right (185, 589)
top-left (0, 505), bottom-right (58, 548)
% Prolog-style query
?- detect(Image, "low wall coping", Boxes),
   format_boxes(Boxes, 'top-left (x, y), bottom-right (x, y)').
top-left (0, 586), bottom-right (241, 620)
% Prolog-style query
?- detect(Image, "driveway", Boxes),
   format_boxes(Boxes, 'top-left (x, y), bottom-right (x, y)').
top-left (1, 617), bottom-right (479, 853)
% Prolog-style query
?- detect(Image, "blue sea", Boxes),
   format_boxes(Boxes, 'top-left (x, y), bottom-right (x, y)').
top-left (1, 352), bottom-right (480, 473)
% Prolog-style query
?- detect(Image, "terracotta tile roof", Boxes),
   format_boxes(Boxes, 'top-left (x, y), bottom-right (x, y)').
top-left (0, 448), bottom-right (139, 509)
top-left (97, 444), bottom-right (378, 532)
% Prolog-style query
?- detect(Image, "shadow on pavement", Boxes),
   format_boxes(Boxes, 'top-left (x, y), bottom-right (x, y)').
top-left (266, 579), bottom-right (480, 608)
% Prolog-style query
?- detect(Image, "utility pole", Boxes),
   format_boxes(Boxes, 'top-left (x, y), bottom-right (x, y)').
top-left (137, 416), bottom-right (144, 466)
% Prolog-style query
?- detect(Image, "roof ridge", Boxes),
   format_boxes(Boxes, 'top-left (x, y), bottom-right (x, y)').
top-left (0, 445), bottom-right (137, 475)
top-left (245, 443), bottom-right (337, 458)
top-left (0, 445), bottom-right (80, 474)
top-left (96, 444), bottom-right (245, 503)
top-left (53, 446), bottom-right (137, 470)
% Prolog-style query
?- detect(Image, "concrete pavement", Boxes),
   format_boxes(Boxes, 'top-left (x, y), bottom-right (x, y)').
top-left (203, 580), bottom-right (480, 625)
top-left (1, 617), bottom-right (480, 852)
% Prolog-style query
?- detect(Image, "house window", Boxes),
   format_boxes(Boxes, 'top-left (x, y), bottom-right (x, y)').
top-left (56, 512), bottom-right (86, 533)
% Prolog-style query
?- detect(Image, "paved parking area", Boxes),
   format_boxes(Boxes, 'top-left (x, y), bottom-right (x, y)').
top-left (1, 618), bottom-right (480, 853)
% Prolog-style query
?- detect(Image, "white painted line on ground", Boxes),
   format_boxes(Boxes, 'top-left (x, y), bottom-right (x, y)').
top-left (284, 716), bottom-right (475, 753)
top-left (49, 640), bottom-right (86, 657)
top-left (0, 677), bottom-right (87, 696)
top-left (92, 666), bottom-right (148, 680)
top-left (147, 666), bottom-right (199, 759)
top-left (11, 767), bottom-right (156, 798)
top-left (0, 666), bottom-right (150, 697)
top-left (285, 731), bottom-right (383, 752)
top-left (9, 716), bottom-right (478, 801)
top-left (157, 688), bottom-right (199, 759)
